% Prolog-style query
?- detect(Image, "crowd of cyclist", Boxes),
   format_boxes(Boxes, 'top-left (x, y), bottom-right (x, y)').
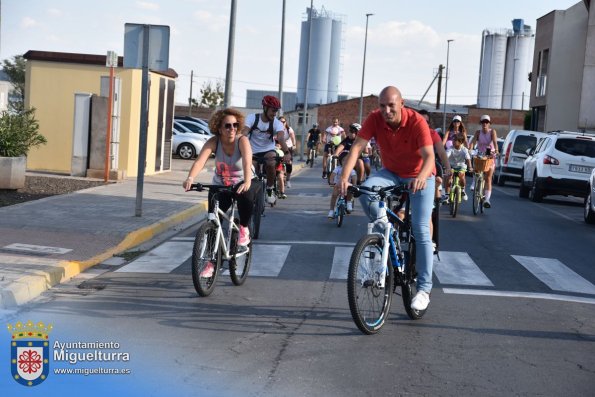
top-left (183, 91), bottom-right (499, 312)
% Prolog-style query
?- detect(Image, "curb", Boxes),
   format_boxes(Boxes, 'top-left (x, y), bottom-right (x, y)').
top-left (0, 201), bottom-right (208, 309)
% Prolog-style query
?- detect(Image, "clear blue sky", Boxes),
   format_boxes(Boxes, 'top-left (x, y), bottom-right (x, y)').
top-left (0, 0), bottom-right (582, 107)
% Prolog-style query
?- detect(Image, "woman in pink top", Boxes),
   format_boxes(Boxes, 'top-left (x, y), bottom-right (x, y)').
top-left (469, 114), bottom-right (499, 208)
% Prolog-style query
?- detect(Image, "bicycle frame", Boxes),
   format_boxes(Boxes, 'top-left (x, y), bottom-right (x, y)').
top-left (206, 191), bottom-right (249, 262)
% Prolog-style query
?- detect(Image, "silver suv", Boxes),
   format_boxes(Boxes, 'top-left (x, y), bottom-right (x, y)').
top-left (519, 131), bottom-right (595, 202)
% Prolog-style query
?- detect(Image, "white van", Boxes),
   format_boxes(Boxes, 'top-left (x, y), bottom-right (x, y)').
top-left (495, 130), bottom-right (548, 186)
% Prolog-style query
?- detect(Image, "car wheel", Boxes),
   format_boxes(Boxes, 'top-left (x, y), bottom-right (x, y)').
top-left (529, 172), bottom-right (543, 202)
top-left (519, 170), bottom-right (529, 198)
top-left (585, 194), bottom-right (595, 224)
top-left (177, 143), bottom-right (196, 160)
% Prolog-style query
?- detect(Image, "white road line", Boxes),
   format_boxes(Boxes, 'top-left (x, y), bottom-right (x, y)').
top-left (255, 240), bottom-right (355, 246)
top-left (3, 243), bottom-right (72, 255)
top-left (433, 251), bottom-right (494, 286)
top-left (116, 242), bottom-right (192, 273)
top-left (512, 255), bottom-right (595, 295)
top-left (443, 288), bottom-right (595, 305)
top-left (247, 244), bottom-right (291, 277)
top-left (330, 246), bottom-right (353, 279)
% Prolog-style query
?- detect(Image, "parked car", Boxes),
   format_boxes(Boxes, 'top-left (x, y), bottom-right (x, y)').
top-left (172, 126), bottom-right (207, 160)
top-left (496, 130), bottom-right (548, 186)
top-left (175, 116), bottom-right (210, 130)
top-left (585, 167), bottom-right (595, 224)
top-left (173, 119), bottom-right (212, 138)
top-left (519, 131), bottom-right (595, 202)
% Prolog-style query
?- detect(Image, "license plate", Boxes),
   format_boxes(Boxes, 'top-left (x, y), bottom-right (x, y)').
top-left (569, 164), bottom-right (592, 174)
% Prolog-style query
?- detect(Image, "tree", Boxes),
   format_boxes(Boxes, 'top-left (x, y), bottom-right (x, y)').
top-left (0, 108), bottom-right (46, 157)
top-left (1, 55), bottom-right (26, 114)
top-left (198, 81), bottom-right (224, 108)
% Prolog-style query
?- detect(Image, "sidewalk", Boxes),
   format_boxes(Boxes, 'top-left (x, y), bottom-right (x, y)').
top-left (0, 166), bottom-right (212, 309)
top-left (0, 159), bottom-right (306, 309)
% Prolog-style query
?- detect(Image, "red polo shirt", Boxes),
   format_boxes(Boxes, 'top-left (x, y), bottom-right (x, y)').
top-left (359, 108), bottom-right (433, 178)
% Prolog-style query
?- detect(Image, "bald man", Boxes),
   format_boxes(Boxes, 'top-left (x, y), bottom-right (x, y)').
top-left (340, 86), bottom-right (436, 312)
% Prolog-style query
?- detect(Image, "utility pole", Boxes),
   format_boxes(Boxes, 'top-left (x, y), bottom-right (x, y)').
top-left (436, 64), bottom-right (444, 110)
top-left (442, 39), bottom-right (454, 135)
top-left (300, 1), bottom-right (314, 161)
top-left (188, 70), bottom-right (193, 116)
top-left (223, 0), bottom-right (237, 108)
top-left (278, 0), bottom-right (286, 114)
top-left (358, 13), bottom-right (373, 124)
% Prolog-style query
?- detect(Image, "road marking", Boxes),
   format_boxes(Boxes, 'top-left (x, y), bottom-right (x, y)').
top-left (116, 242), bottom-right (192, 273)
top-left (248, 244), bottom-right (290, 277)
top-left (443, 288), bottom-right (595, 305)
top-left (330, 246), bottom-right (353, 279)
top-left (3, 243), bottom-right (72, 255)
top-left (433, 251), bottom-right (494, 286)
top-left (512, 255), bottom-right (595, 295)
top-left (256, 240), bottom-right (355, 246)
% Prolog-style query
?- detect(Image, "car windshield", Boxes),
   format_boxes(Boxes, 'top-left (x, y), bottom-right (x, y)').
top-left (512, 136), bottom-right (537, 154)
top-left (555, 138), bottom-right (595, 157)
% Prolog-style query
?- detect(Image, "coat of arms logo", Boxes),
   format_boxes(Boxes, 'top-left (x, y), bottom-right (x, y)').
top-left (7, 320), bottom-right (53, 386)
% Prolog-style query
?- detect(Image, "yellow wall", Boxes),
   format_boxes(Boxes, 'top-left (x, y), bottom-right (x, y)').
top-left (25, 60), bottom-right (174, 177)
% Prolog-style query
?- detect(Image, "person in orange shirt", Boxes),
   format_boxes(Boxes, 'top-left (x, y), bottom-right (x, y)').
top-left (340, 86), bottom-right (435, 312)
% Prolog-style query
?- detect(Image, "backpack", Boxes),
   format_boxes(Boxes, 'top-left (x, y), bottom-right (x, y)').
top-left (248, 113), bottom-right (275, 141)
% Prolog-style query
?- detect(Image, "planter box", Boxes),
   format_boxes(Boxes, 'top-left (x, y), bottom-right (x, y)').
top-left (0, 156), bottom-right (26, 189)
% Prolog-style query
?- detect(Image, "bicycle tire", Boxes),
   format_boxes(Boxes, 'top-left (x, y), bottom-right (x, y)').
top-left (472, 176), bottom-right (482, 215)
top-left (347, 234), bottom-right (394, 335)
top-left (336, 203), bottom-right (345, 227)
top-left (479, 178), bottom-right (485, 214)
top-left (229, 229), bottom-right (252, 286)
top-left (309, 149), bottom-right (314, 168)
top-left (251, 194), bottom-right (263, 239)
top-left (400, 237), bottom-right (426, 320)
top-left (191, 222), bottom-right (221, 297)
top-left (452, 186), bottom-right (460, 218)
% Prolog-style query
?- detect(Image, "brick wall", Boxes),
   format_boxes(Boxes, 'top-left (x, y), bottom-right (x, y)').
top-left (467, 108), bottom-right (527, 138)
top-left (316, 95), bottom-right (378, 130)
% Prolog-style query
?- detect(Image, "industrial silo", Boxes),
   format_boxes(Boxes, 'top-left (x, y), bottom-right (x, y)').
top-left (296, 6), bottom-right (343, 107)
top-left (477, 30), bottom-right (508, 108)
top-left (502, 19), bottom-right (534, 110)
top-left (327, 19), bottom-right (342, 103)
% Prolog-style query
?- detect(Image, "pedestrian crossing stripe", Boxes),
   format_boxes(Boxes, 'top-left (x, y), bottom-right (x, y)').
top-left (113, 242), bottom-right (595, 297)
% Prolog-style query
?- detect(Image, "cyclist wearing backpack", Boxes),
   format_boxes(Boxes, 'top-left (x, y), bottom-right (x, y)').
top-left (243, 95), bottom-right (290, 204)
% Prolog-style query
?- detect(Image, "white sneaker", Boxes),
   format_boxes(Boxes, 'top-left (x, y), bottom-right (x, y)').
top-left (266, 189), bottom-right (276, 204)
top-left (286, 181), bottom-right (291, 188)
top-left (327, 210), bottom-right (335, 219)
top-left (346, 202), bottom-right (353, 212)
top-left (410, 291), bottom-right (430, 311)
top-left (462, 191), bottom-right (468, 201)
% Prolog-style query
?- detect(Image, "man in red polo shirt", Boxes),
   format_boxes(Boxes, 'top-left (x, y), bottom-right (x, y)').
top-left (340, 86), bottom-right (436, 311)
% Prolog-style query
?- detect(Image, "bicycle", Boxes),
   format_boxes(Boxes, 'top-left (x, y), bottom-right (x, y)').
top-left (333, 194), bottom-right (354, 227)
top-left (251, 156), bottom-right (268, 238)
top-left (472, 154), bottom-right (493, 215)
top-left (306, 143), bottom-right (317, 168)
top-left (347, 184), bottom-right (425, 335)
top-left (448, 167), bottom-right (466, 218)
top-left (323, 144), bottom-right (338, 181)
top-left (189, 182), bottom-right (252, 296)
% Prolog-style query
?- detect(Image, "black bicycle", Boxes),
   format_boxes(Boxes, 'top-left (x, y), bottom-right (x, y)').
top-left (347, 184), bottom-right (425, 335)
top-left (189, 182), bottom-right (252, 296)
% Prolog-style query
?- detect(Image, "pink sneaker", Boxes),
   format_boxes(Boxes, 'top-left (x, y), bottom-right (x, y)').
top-left (199, 261), bottom-right (215, 278)
top-left (238, 226), bottom-right (250, 246)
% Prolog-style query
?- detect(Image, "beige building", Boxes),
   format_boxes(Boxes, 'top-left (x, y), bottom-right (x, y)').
top-left (530, 0), bottom-right (595, 133)
top-left (24, 50), bottom-right (177, 177)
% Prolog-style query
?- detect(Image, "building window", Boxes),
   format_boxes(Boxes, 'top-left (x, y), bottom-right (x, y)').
top-left (536, 49), bottom-right (549, 97)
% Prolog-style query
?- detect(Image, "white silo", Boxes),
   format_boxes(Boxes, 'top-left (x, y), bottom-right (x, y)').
top-left (502, 19), bottom-right (534, 110)
top-left (477, 30), bottom-right (508, 108)
top-left (296, 6), bottom-right (343, 108)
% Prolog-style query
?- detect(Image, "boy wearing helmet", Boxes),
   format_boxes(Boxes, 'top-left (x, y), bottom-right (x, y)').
top-left (306, 123), bottom-right (322, 163)
top-left (334, 123), bottom-right (366, 185)
top-left (243, 95), bottom-right (290, 204)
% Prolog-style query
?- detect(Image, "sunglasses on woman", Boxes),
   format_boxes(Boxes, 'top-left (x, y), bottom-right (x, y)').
top-left (224, 122), bottom-right (240, 130)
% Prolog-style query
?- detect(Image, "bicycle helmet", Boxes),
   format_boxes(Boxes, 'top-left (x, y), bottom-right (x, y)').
top-left (349, 123), bottom-right (362, 132)
top-left (262, 95), bottom-right (281, 110)
top-left (313, 123), bottom-right (319, 128)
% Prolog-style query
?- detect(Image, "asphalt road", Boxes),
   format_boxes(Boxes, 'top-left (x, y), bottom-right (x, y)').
top-left (3, 160), bottom-right (594, 396)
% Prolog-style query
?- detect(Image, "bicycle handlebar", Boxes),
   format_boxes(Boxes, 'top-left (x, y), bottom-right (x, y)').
top-left (190, 181), bottom-right (244, 193)
top-left (348, 184), bottom-right (409, 198)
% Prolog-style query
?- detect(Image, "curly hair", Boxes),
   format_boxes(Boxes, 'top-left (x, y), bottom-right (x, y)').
top-left (208, 108), bottom-right (246, 137)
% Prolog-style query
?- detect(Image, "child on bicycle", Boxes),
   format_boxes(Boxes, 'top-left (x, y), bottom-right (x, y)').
top-left (274, 141), bottom-right (287, 199)
top-left (443, 134), bottom-right (472, 203)
top-left (328, 156), bottom-right (357, 218)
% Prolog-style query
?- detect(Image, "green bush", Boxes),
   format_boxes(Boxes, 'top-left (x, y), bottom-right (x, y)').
top-left (0, 109), bottom-right (46, 157)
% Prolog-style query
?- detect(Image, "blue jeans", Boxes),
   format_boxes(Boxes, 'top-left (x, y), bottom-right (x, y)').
top-left (358, 168), bottom-right (435, 293)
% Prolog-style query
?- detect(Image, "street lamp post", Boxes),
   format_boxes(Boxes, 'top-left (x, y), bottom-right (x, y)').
top-left (358, 13), bottom-right (373, 124)
top-left (442, 39), bottom-right (454, 134)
